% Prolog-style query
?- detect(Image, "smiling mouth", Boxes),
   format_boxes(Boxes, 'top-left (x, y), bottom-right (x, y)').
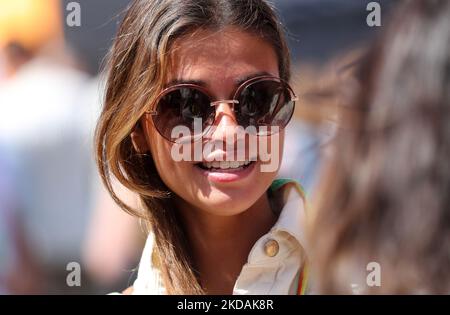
top-left (195, 160), bottom-right (256, 172)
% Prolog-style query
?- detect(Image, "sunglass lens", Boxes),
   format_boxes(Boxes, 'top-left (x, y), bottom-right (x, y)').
top-left (236, 80), bottom-right (295, 135)
top-left (153, 87), bottom-right (213, 141)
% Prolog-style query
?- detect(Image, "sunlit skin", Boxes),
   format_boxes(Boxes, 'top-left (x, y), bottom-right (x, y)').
top-left (131, 27), bottom-right (285, 294)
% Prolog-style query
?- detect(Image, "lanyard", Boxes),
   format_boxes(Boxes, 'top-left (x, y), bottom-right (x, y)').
top-left (297, 263), bottom-right (309, 295)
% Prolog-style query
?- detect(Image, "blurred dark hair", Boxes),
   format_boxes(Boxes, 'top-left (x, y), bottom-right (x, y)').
top-left (310, 0), bottom-right (450, 293)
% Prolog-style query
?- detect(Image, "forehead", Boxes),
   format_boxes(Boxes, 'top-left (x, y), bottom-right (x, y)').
top-left (166, 27), bottom-right (280, 89)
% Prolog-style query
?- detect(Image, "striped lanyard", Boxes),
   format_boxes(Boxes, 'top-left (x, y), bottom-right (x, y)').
top-left (270, 179), bottom-right (309, 295)
top-left (297, 263), bottom-right (309, 295)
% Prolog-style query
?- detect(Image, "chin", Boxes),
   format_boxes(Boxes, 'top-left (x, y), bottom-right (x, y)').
top-left (194, 185), bottom-right (264, 216)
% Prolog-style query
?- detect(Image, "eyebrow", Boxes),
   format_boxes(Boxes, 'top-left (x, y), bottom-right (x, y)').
top-left (165, 71), bottom-right (273, 88)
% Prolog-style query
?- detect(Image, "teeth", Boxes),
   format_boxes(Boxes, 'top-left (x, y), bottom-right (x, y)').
top-left (201, 160), bottom-right (252, 169)
top-left (230, 161), bottom-right (240, 169)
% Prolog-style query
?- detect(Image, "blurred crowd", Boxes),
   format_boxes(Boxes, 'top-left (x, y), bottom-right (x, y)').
top-left (0, 0), bottom-right (142, 294)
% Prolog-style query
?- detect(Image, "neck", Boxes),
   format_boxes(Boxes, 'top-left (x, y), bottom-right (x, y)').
top-left (175, 192), bottom-right (277, 294)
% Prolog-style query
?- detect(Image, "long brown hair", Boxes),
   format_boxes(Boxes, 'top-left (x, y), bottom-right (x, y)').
top-left (95, 0), bottom-right (291, 294)
top-left (310, 0), bottom-right (450, 294)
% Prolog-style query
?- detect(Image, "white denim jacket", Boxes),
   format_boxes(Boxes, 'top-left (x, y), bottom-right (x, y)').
top-left (131, 180), bottom-right (309, 295)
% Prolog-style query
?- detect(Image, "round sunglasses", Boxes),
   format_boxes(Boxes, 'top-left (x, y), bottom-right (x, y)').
top-left (146, 75), bottom-right (298, 142)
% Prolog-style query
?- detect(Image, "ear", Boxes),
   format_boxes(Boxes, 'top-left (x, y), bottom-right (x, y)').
top-left (130, 123), bottom-right (149, 153)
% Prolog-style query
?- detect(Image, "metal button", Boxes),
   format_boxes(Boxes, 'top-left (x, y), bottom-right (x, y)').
top-left (264, 239), bottom-right (279, 257)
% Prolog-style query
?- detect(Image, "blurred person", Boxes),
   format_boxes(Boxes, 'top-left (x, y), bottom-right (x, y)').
top-left (0, 147), bottom-right (43, 294)
top-left (278, 120), bottom-right (322, 195)
top-left (277, 56), bottom-right (364, 196)
top-left (73, 76), bottom-right (144, 291)
top-left (82, 179), bottom-right (143, 288)
top-left (309, 0), bottom-right (450, 294)
top-left (96, 0), bottom-right (309, 295)
top-left (0, 0), bottom-right (100, 293)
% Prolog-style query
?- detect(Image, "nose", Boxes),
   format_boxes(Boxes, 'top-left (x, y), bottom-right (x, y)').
top-left (206, 101), bottom-right (249, 162)
top-left (210, 102), bottom-right (239, 140)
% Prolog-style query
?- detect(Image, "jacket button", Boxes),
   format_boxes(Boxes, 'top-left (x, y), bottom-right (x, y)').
top-left (264, 239), bottom-right (279, 257)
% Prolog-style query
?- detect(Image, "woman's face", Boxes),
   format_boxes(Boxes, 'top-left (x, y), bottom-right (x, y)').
top-left (141, 27), bottom-right (285, 216)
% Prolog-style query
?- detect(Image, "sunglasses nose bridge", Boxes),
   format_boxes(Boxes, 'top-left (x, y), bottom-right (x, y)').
top-left (204, 100), bottom-right (240, 139)
top-left (209, 100), bottom-right (239, 122)
top-left (210, 100), bottom-right (239, 109)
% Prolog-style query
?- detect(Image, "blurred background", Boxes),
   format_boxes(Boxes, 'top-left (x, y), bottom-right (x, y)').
top-left (0, 0), bottom-right (396, 294)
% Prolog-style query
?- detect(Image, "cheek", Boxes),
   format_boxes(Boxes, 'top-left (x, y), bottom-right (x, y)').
top-left (147, 132), bottom-right (188, 186)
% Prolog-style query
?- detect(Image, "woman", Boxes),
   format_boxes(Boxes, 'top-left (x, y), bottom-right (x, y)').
top-left (96, 0), bottom-right (308, 294)
top-left (309, 0), bottom-right (450, 294)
